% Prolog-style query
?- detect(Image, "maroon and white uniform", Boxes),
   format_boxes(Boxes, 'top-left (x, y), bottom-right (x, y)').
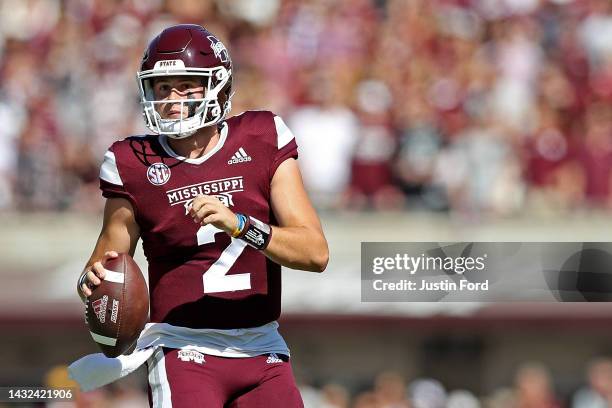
top-left (70, 25), bottom-right (307, 407)
top-left (99, 110), bottom-right (296, 349)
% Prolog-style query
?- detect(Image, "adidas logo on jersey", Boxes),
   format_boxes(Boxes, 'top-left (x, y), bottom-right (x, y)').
top-left (228, 147), bottom-right (252, 165)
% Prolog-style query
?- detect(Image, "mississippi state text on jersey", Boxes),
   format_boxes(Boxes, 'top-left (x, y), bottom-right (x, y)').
top-left (99, 110), bottom-right (298, 329)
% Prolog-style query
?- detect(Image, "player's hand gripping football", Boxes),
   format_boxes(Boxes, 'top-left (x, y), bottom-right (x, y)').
top-left (78, 251), bottom-right (119, 298)
top-left (189, 195), bottom-right (238, 235)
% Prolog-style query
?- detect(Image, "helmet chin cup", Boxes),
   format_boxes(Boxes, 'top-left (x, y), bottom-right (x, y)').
top-left (165, 128), bottom-right (197, 139)
top-left (211, 106), bottom-right (221, 117)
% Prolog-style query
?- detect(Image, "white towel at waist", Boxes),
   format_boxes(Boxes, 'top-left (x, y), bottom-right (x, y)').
top-left (68, 347), bottom-right (155, 392)
top-left (69, 321), bottom-right (289, 391)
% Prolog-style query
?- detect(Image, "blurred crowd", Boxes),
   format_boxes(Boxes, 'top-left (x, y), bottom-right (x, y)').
top-left (298, 357), bottom-right (612, 408)
top-left (1, 0), bottom-right (612, 215)
top-left (31, 356), bottom-right (612, 407)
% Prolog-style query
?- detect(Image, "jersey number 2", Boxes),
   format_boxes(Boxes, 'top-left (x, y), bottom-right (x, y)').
top-left (197, 224), bottom-right (251, 293)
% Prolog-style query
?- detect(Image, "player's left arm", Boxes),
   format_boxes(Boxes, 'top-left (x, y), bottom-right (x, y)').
top-left (189, 158), bottom-right (329, 272)
top-left (264, 157), bottom-right (328, 272)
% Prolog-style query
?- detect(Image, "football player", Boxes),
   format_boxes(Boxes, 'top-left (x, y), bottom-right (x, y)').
top-left (75, 24), bottom-right (328, 407)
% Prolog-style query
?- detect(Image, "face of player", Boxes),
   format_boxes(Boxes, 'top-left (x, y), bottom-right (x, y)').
top-left (152, 76), bottom-right (205, 120)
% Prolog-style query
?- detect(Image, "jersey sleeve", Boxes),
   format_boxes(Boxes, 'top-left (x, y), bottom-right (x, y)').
top-left (270, 115), bottom-right (299, 177)
top-left (99, 145), bottom-right (134, 202)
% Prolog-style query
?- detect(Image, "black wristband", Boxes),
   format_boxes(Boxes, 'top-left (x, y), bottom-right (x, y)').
top-left (237, 215), bottom-right (272, 250)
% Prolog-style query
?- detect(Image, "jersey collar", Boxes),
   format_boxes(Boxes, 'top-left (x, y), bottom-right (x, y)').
top-left (158, 122), bottom-right (228, 165)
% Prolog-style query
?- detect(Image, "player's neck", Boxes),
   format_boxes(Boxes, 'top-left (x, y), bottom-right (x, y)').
top-left (167, 126), bottom-right (220, 160)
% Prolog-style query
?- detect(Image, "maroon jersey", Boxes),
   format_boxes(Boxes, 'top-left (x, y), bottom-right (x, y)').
top-left (99, 111), bottom-right (298, 329)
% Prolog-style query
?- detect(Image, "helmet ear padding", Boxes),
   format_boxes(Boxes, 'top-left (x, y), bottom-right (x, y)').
top-left (218, 82), bottom-right (232, 111)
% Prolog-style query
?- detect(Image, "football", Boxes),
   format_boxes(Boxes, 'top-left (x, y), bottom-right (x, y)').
top-left (85, 253), bottom-right (149, 358)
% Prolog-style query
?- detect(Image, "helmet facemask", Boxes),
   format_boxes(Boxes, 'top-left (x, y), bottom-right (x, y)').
top-left (137, 65), bottom-right (232, 139)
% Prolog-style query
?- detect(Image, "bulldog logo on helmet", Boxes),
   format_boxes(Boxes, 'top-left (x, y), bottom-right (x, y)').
top-left (207, 36), bottom-right (229, 63)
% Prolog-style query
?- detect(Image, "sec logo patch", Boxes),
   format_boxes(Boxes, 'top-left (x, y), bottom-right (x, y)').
top-left (147, 163), bottom-right (171, 186)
